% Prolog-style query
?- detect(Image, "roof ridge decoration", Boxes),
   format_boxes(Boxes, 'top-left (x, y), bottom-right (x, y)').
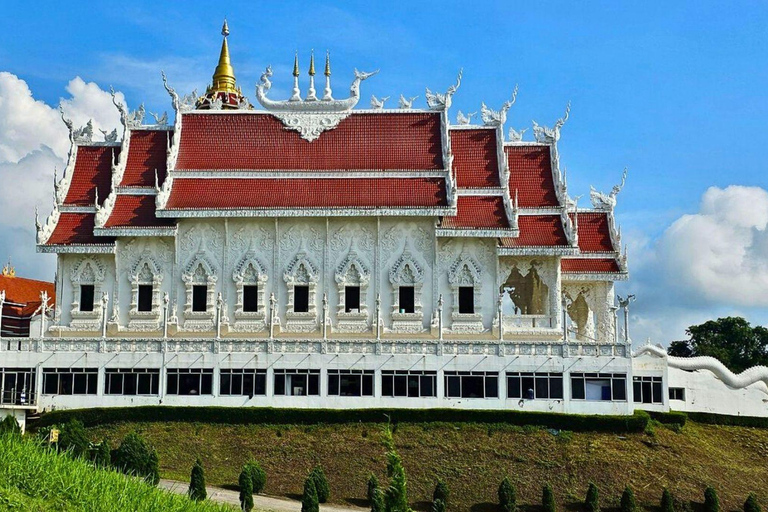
top-left (590, 167), bottom-right (627, 211)
top-left (254, 59), bottom-right (379, 142)
top-left (455, 111), bottom-right (476, 125)
top-left (110, 87), bottom-right (145, 130)
top-left (162, 71), bottom-right (198, 113)
top-left (35, 204), bottom-right (60, 245)
top-left (425, 69), bottom-right (462, 110)
top-left (480, 84), bottom-right (518, 126)
top-left (398, 95), bottom-right (418, 109)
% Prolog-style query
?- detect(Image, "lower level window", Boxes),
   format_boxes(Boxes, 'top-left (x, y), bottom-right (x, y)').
top-left (192, 285), bottom-right (207, 312)
top-left (633, 376), bottom-right (663, 404)
top-left (1, 368), bottom-right (36, 405)
top-left (445, 371), bottom-right (498, 398)
top-left (669, 387), bottom-right (686, 401)
top-left (507, 372), bottom-right (563, 399)
top-left (328, 369), bottom-right (374, 397)
top-left (571, 373), bottom-right (626, 401)
top-left (166, 368), bottom-right (213, 396)
top-left (274, 369), bottom-right (319, 396)
top-left (105, 368), bottom-right (160, 396)
top-left (381, 370), bottom-right (436, 398)
top-left (42, 368), bottom-right (98, 395)
top-left (220, 369), bottom-right (266, 397)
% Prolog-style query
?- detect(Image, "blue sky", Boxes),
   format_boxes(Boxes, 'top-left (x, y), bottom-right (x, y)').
top-left (0, 1), bottom-right (766, 343)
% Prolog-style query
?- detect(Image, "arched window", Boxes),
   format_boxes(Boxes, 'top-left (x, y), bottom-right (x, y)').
top-left (182, 253), bottom-right (218, 325)
top-left (128, 253), bottom-right (163, 324)
top-left (448, 253), bottom-right (484, 333)
top-left (334, 250), bottom-right (371, 333)
top-left (282, 252), bottom-right (319, 333)
top-left (389, 250), bottom-right (426, 333)
top-left (231, 253), bottom-right (268, 331)
top-left (69, 257), bottom-right (106, 329)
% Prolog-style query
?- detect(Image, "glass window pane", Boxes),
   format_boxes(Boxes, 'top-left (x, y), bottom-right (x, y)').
top-left (613, 378), bottom-right (627, 401)
top-left (507, 376), bottom-right (521, 398)
top-left (220, 373), bottom-right (232, 395)
top-left (485, 376), bottom-right (498, 398)
top-left (274, 374), bottom-right (285, 395)
top-left (571, 377), bottom-right (585, 400)
top-left (382, 375), bottom-right (393, 397)
top-left (550, 376), bottom-right (564, 399)
top-left (446, 376), bottom-right (461, 397)
top-left (420, 375), bottom-right (435, 397)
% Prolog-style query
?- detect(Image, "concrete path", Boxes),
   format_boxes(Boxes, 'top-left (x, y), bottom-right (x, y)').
top-left (159, 479), bottom-right (368, 512)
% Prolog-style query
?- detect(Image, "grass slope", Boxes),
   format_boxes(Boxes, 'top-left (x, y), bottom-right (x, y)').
top-left (85, 420), bottom-right (768, 512)
top-left (0, 435), bottom-right (231, 511)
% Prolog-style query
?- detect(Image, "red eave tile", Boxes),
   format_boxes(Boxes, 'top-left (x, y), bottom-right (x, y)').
top-left (105, 194), bottom-right (174, 228)
top-left (0, 275), bottom-right (55, 305)
top-left (175, 112), bottom-right (443, 170)
top-left (164, 178), bottom-right (447, 209)
top-left (45, 213), bottom-right (114, 246)
top-left (64, 146), bottom-right (116, 205)
top-left (441, 196), bottom-right (509, 229)
top-left (574, 212), bottom-right (615, 252)
top-left (506, 145), bottom-right (559, 208)
top-left (121, 130), bottom-right (169, 187)
top-left (499, 215), bottom-right (569, 247)
top-left (450, 128), bottom-right (500, 188)
top-left (562, 258), bottom-right (621, 273)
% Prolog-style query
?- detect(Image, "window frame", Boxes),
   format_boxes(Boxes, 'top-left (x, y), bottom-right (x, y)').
top-left (444, 371), bottom-right (499, 399)
top-left (165, 368), bottom-right (214, 396)
top-left (570, 372), bottom-right (627, 402)
top-left (327, 369), bottom-right (374, 397)
top-left (219, 368), bottom-right (267, 397)
top-left (506, 372), bottom-right (564, 400)
top-left (381, 370), bottom-right (437, 398)
top-left (42, 367), bottom-right (98, 396)
top-left (273, 369), bottom-right (320, 396)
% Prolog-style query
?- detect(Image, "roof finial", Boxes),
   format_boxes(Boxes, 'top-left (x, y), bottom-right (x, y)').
top-left (309, 50), bottom-right (316, 77)
top-left (322, 51), bottom-right (333, 101)
top-left (221, 18), bottom-right (230, 37)
top-left (306, 50), bottom-right (317, 101)
top-left (290, 52), bottom-right (301, 101)
top-left (324, 50), bottom-right (331, 77)
top-left (210, 19), bottom-right (236, 94)
top-left (2, 257), bottom-right (14, 277)
top-left (293, 52), bottom-right (300, 78)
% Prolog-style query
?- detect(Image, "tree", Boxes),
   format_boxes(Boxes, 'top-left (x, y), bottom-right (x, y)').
top-left (0, 415), bottom-right (21, 436)
top-left (188, 458), bottom-right (207, 501)
top-left (745, 494), bottom-right (761, 512)
top-left (245, 460), bottom-right (266, 494)
top-left (498, 477), bottom-right (516, 512)
top-left (367, 474), bottom-right (380, 503)
top-left (301, 476), bottom-right (319, 512)
top-left (239, 468), bottom-right (254, 512)
top-left (668, 317), bottom-right (768, 373)
top-left (661, 488), bottom-right (675, 512)
top-left (310, 465), bottom-right (330, 503)
top-left (704, 487), bottom-right (720, 512)
top-left (433, 479), bottom-right (449, 507)
top-left (93, 440), bottom-right (111, 468)
top-left (542, 483), bottom-right (556, 512)
top-left (621, 487), bottom-right (637, 512)
top-left (114, 432), bottom-right (160, 485)
top-left (383, 425), bottom-right (411, 512)
top-left (585, 483), bottom-right (600, 512)
top-left (58, 419), bottom-right (90, 458)
top-left (431, 499), bottom-right (446, 512)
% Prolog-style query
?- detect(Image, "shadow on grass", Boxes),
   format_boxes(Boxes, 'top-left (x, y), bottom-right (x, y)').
top-left (470, 502), bottom-right (498, 512)
top-left (344, 497), bottom-right (370, 508)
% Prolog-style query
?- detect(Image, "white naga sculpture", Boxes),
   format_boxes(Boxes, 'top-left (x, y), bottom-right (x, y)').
top-left (590, 168), bottom-right (628, 210)
top-left (456, 111), bottom-right (476, 125)
top-left (480, 84), bottom-right (518, 126)
top-left (425, 69), bottom-right (462, 110)
top-left (398, 95), bottom-right (417, 109)
top-left (99, 128), bottom-right (118, 143)
top-left (532, 102), bottom-right (570, 144)
top-left (370, 95), bottom-right (389, 109)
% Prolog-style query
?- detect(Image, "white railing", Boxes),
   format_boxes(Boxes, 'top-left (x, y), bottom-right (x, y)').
top-left (503, 314), bottom-right (557, 330)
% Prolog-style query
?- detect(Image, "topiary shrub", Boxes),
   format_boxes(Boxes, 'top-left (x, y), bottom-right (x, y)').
top-left (0, 415), bottom-right (21, 436)
top-left (239, 467), bottom-right (254, 512)
top-left (661, 488), bottom-right (675, 512)
top-left (301, 475), bottom-right (319, 512)
top-left (543, 483), bottom-right (556, 512)
top-left (58, 419), bottom-right (90, 458)
top-left (382, 425), bottom-right (411, 512)
top-left (498, 477), bottom-right (516, 512)
top-left (93, 439), bottom-right (111, 468)
top-left (245, 460), bottom-right (266, 494)
top-left (704, 487), bottom-right (720, 512)
top-left (585, 482), bottom-right (600, 512)
top-left (114, 432), bottom-right (160, 485)
top-left (431, 499), bottom-right (446, 512)
top-left (433, 479), bottom-right (449, 507)
top-left (745, 494), bottom-right (761, 512)
top-left (371, 488), bottom-right (385, 512)
top-left (188, 458), bottom-right (206, 501)
top-left (310, 465), bottom-right (330, 504)
top-left (621, 486), bottom-right (637, 512)
top-left (367, 474), bottom-right (379, 503)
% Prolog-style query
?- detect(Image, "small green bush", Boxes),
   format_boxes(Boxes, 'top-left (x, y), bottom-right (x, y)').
top-left (245, 460), bottom-right (266, 494)
top-left (58, 419), bottom-right (90, 458)
top-left (239, 468), bottom-right (254, 512)
top-left (543, 483), bottom-right (556, 512)
top-left (301, 475), bottom-right (319, 512)
top-left (0, 415), bottom-right (21, 436)
top-left (114, 432), bottom-right (160, 486)
top-left (661, 488), bottom-right (675, 512)
top-left (433, 479), bottom-right (449, 506)
top-left (309, 465), bottom-right (330, 503)
top-left (431, 498), bottom-right (446, 512)
top-left (745, 494), bottom-right (761, 512)
top-left (621, 486), bottom-right (637, 512)
top-left (371, 488), bottom-right (385, 512)
top-left (585, 482), bottom-right (600, 512)
top-left (704, 487), bottom-right (720, 512)
top-left (498, 477), bottom-right (516, 512)
top-left (93, 440), bottom-right (111, 468)
top-left (367, 474), bottom-right (379, 503)
top-left (188, 458), bottom-right (206, 501)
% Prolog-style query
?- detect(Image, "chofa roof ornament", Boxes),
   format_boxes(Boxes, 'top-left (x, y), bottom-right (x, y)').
top-left (590, 168), bottom-right (628, 210)
top-left (425, 69), bottom-right (462, 110)
top-left (532, 101), bottom-right (570, 144)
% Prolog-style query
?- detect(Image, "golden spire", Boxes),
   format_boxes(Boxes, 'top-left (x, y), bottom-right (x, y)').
top-left (309, 50), bottom-right (316, 77)
top-left (324, 50), bottom-right (331, 77)
top-left (1, 257), bottom-right (14, 277)
top-left (211, 19), bottom-right (237, 93)
top-left (293, 52), bottom-right (300, 77)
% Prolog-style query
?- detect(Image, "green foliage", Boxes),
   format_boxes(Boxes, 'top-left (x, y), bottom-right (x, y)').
top-left (585, 482), bottom-right (600, 512)
top-left (58, 419), bottom-right (91, 458)
top-left (383, 425), bottom-right (412, 512)
top-left (687, 412), bottom-right (768, 429)
top-left (35, 406), bottom-right (652, 433)
top-left (745, 494), bottom-right (761, 512)
top-left (498, 477), bottom-right (516, 512)
top-left (301, 475), bottom-right (320, 512)
top-left (93, 439), bottom-right (111, 468)
top-left (704, 487), bottom-right (720, 512)
top-left (431, 498), bottom-right (446, 512)
top-left (239, 468), bottom-right (254, 512)
top-left (371, 488), bottom-right (385, 512)
top-left (114, 432), bottom-right (160, 486)
top-left (188, 458), bottom-right (207, 501)
top-left (542, 483), bottom-right (556, 512)
top-left (621, 486), bottom-right (637, 512)
top-left (669, 317), bottom-right (768, 373)
top-left (0, 415), bottom-right (21, 436)
top-left (648, 411), bottom-right (688, 427)
top-left (310, 465), bottom-right (330, 503)
top-left (244, 460), bottom-right (266, 494)
top-left (433, 479), bottom-right (449, 506)
top-left (661, 488), bottom-right (675, 512)
top-left (367, 473), bottom-right (380, 503)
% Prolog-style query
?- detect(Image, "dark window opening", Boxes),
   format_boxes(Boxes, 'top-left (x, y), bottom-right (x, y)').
top-left (328, 370), bottom-right (374, 397)
top-left (399, 286), bottom-right (415, 314)
top-left (273, 370), bottom-right (320, 396)
top-left (192, 285), bottom-right (207, 312)
top-left (80, 285), bottom-right (95, 312)
top-left (294, 285), bottom-right (310, 313)
top-left (445, 372), bottom-right (498, 399)
top-left (345, 286), bottom-right (361, 313)
top-left (220, 369), bottom-right (267, 397)
top-left (243, 285), bottom-right (259, 312)
top-left (138, 285), bottom-right (153, 312)
top-left (669, 387), bottom-right (685, 401)
top-left (458, 286), bottom-right (474, 314)
top-left (633, 376), bottom-right (663, 404)
top-left (165, 369), bottom-right (213, 396)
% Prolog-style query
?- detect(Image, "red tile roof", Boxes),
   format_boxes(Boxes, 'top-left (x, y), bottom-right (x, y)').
top-left (441, 196), bottom-right (509, 229)
top-left (506, 145), bottom-right (559, 208)
top-left (104, 194), bottom-right (175, 228)
top-left (0, 274), bottom-right (55, 305)
top-left (64, 146), bottom-right (116, 205)
top-left (121, 129), bottom-right (169, 187)
top-left (561, 258), bottom-right (621, 273)
top-left (450, 128), bottom-right (500, 188)
top-left (574, 212), bottom-right (615, 252)
top-left (499, 215), bottom-right (569, 247)
top-left (176, 112), bottom-right (443, 171)
top-left (164, 178), bottom-right (447, 210)
top-left (45, 213), bottom-right (114, 246)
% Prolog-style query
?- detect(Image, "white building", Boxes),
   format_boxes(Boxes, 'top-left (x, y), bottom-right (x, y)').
top-left (3, 23), bottom-right (766, 431)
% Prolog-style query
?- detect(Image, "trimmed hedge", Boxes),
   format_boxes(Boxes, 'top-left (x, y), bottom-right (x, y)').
top-left (648, 411), bottom-right (688, 427)
top-left (34, 407), bottom-right (651, 433)
top-left (687, 412), bottom-right (768, 429)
